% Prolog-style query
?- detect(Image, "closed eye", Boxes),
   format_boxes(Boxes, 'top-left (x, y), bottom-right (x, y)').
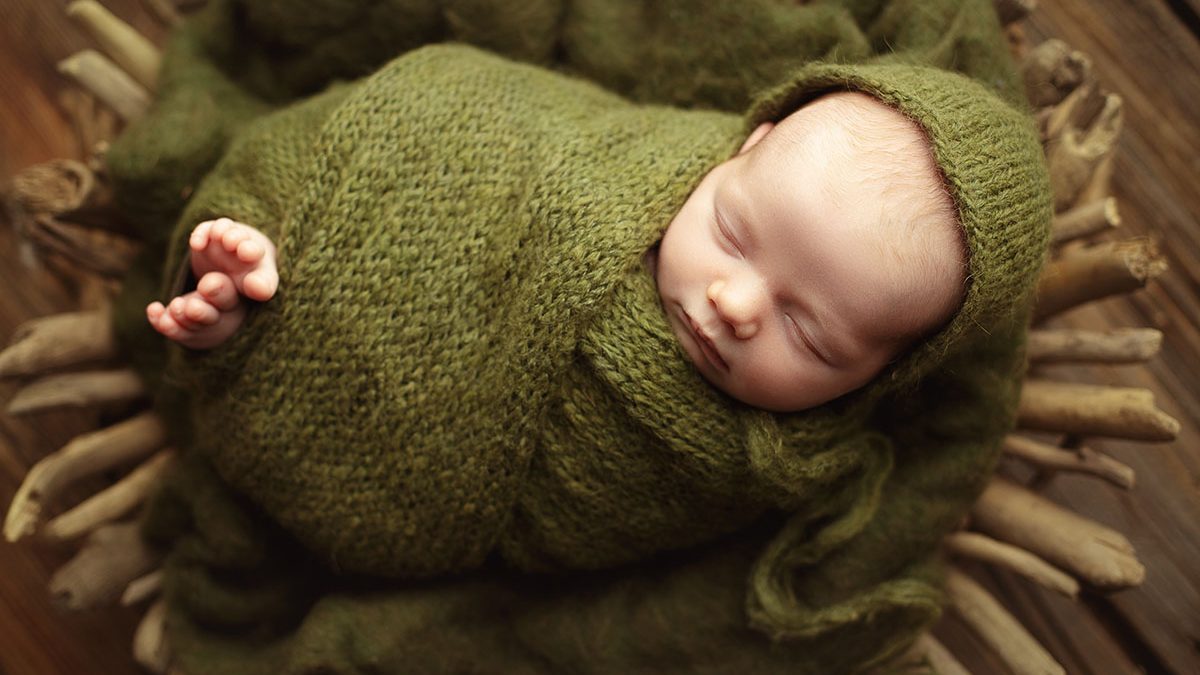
top-left (787, 314), bottom-right (829, 364)
top-left (714, 210), bottom-right (743, 257)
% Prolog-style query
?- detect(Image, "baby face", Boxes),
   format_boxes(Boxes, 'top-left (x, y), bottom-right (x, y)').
top-left (654, 92), bottom-right (964, 412)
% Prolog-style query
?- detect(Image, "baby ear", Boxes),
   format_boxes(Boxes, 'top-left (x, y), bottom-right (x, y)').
top-left (738, 121), bottom-right (775, 155)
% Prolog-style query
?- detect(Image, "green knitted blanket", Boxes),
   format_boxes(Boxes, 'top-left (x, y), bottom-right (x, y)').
top-left (105, 1), bottom-right (1051, 673)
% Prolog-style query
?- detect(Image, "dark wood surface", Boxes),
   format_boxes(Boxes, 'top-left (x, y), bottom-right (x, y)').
top-left (2, 1), bottom-right (1198, 673)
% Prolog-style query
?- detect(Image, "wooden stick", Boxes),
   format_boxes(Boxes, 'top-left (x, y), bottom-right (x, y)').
top-left (121, 569), bottom-right (163, 606)
top-left (1003, 434), bottom-right (1135, 488)
top-left (48, 522), bottom-right (160, 610)
top-left (944, 568), bottom-right (1065, 675)
top-left (43, 449), bottom-right (176, 542)
top-left (1034, 239), bottom-right (1167, 321)
top-left (0, 308), bottom-right (117, 379)
top-left (994, 0), bottom-right (1037, 25)
top-left (8, 158), bottom-right (133, 235)
top-left (944, 531), bottom-right (1080, 598)
top-left (1042, 79), bottom-right (1104, 143)
top-left (66, 1), bottom-right (161, 90)
top-left (907, 629), bottom-right (974, 672)
top-left (4, 412), bottom-right (167, 542)
top-left (1017, 379), bottom-right (1180, 442)
top-left (17, 212), bottom-right (140, 278)
top-left (134, 599), bottom-right (171, 674)
top-left (58, 50), bottom-right (151, 122)
top-left (1076, 151), bottom-right (1116, 206)
top-left (7, 368), bottom-right (147, 416)
top-left (1026, 327), bottom-right (1161, 364)
top-left (1051, 197), bottom-right (1120, 245)
top-left (141, 0), bottom-right (182, 27)
top-left (1021, 39), bottom-right (1090, 108)
top-left (970, 477), bottom-right (1145, 589)
top-left (1047, 93), bottom-right (1123, 212)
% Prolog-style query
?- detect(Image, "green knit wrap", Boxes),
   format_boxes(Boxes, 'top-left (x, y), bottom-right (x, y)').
top-left (106, 1), bottom-right (1051, 673)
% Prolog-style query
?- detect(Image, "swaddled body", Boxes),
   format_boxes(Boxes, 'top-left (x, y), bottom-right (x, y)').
top-left (164, 44), bottom-right (785, 577)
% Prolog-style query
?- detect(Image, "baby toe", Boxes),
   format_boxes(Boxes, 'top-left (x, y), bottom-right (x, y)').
top-left (221, 228), bottom-right (249, 253)
top-left (168, 297), bottom-right (199, 330)
top-left (190, 221), bottom-right (213, 251)
top-left (242, 268), bottom-right (279, 302)
top-left (235, 238), bottom-right (264, 263)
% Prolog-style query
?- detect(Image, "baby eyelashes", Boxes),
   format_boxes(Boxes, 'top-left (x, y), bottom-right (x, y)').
top-left (145, 218), bottom-right (279, 350)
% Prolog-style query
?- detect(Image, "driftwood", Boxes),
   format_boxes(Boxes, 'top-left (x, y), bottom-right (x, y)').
top-left (0, 308), bottom-right (117, 378)
top-left (993, 0), bottom-right (1037, 26)
top-left (134, 599), bottom-right (172, 674)
top-left (1034, 239), bottom-right (1167, 321)
top-left (7, 158), bottom-right (133, 236)
top-left (58, 89), bottom-right (120, 157)
top-left (16, 212), bottom-right (138, 278)
top-left (971, 478), bottom-right (1144, 589)
top-left (121, 569), bottom-right (163, 606)
top-left (944, 567), bottom-right (1065, 675)
top-left (1017, 379), bottom-right (1180, 442)
top-left (67, 0), bottom-right (162, 90)
top-left (43, 449), bottom-right (175, 542)
top-left (1046, 93), bottom-right (1123, 212)
top-left (1026, 327), bottom-right (1161, 364)
top-left (58, 50), bottom-right (151, 122)
top-left (1050, 197), bottom-right (1120, 245)
top-left (4, 412), bottom-right (167, 542)
top-left (49, 522), bottom-right (160, 611)
top-left (7, 368), bottom-right (147, 415)
top-left (1021, 39), bottom-right (1090, 108)
top-left (945, 531), bottom-right (1079, 598)
top-left (1003, 434), bottom-right (1135, 488)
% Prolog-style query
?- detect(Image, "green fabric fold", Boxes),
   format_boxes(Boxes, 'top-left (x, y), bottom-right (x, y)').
top-left (105, 1), bottom-right (1051, 673)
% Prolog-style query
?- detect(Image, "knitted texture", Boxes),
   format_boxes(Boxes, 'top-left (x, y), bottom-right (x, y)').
top-left (105, 1), bottom-right (1051, 673)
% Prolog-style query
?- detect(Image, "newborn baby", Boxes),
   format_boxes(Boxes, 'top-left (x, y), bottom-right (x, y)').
top-left (146, 91), bottom-right (965, 413)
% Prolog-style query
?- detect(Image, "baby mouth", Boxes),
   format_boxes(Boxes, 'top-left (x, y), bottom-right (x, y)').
top-left (685, 311), bottom-right (728, 371)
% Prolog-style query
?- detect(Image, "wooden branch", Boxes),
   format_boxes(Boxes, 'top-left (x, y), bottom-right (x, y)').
top-left (1021, 39), bottom-right (1090, 108)
top-left (43, 449), bottom-right (176, 543)
top-left (944, 568), bottom-right (1064, 675)
top-left (17, 212), bottom-right (140, 278)
top-left (0, 308), bottom-right (117, 379)
top-left (994, 0), bottom-right (1037, 25)
top-left (971, 477), bottom-right (1145, 589)
top-left (1003, 434), bottom-right (1135, 489)
top-left (1051, 197), bottom-right (1120, 245)
top-left (4, 412), bottom-right (167, 542)
top-left (58, 89), bottom-right (120, 156)
top-left (48, 522), bottom-right (160, 610)
top-left (7, 158), bottom-right (133, 236)
top-left (1047, 93), bottom-right (1123, 212)
top-left (1018, 379), bottom-right (1180, 442)
top-left (1026, 327), bottom-right (1161, 364)
top-left (67, 0), bottom-right (161, 90)
top-left (122, 569), bottom-right (163, 606)
top-left (141, 0), bottom-right (183, 27)
top-left (58, 50), bottom-right (151, 122)
top-left (944, 531), bottom-right (1080, 599)
top-left (1076, 151), bottom-right (1116, 206)
top-left (1034, 239), bottom-right (1167, 321)
top-left (912, 634), bottom-right (972, 675)
top-left (7, 368), bottom-right (147, 416)
top-left (1043, 79), bottom-right (1104, 143)
top-left (134, 599), bottom-right (171, 674)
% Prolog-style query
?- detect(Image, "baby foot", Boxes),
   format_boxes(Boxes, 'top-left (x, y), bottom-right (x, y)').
top-left (189, 217), bottom-right (279, 302)
top-left (146, 271), bottom-right (247, 350)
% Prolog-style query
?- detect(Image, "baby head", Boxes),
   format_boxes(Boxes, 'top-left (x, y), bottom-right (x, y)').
top-left (654, 91), bottom-right (967, 412)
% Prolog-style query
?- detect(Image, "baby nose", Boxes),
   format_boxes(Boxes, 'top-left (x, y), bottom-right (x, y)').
top-left (707, 278), bottom-right (762, 339)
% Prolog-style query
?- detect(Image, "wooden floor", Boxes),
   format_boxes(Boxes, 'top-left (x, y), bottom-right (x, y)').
top-left (1, 1), bottom-right (1198, 674)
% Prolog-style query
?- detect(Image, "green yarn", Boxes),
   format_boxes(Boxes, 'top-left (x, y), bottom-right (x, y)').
top-left (106, 1), bottom-right (1051, 673)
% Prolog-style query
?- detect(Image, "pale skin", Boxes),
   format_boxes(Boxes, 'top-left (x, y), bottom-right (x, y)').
top-left (149, 91), bottom-right (964, 412)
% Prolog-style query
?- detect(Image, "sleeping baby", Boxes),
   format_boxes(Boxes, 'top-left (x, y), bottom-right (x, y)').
top-left (147, 91), bottom-right (966, 414)
top-left (132, 44), bottom-right (1049, 582)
